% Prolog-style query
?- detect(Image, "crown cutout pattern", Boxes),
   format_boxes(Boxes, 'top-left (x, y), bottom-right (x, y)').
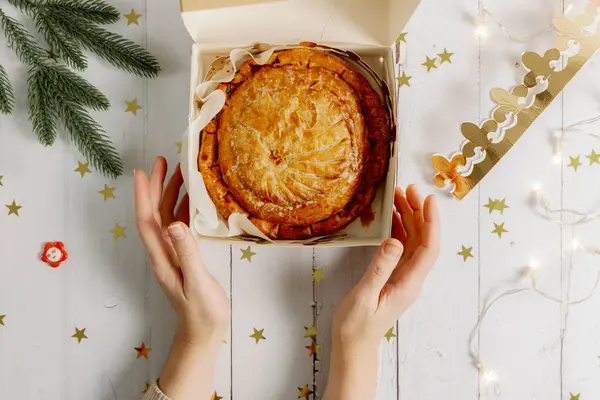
top-left (433, 1), bottom-right (600, 199)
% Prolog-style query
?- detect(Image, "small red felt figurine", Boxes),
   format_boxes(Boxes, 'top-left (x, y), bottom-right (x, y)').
top-left (41, 242), bottom-right (68, 268)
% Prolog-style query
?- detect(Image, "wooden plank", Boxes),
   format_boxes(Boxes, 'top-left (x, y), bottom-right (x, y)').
top-left (560, 0), bottom-right (600, 396)
top-left (477, 0), bottom-right (563, 398)
top-left (314, 247), bottom-right (398, 399)
top-left (0, 44), bottom-right (70, 399)
top-left (145, 0), bottom-right (233, 398)
top-left (393, 0), bottom-right (480, 398)
top-left (231, 246), bottom-right (313, 400)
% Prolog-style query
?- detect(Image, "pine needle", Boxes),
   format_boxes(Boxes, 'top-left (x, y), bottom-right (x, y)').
top-left (34, 13), bottom-right (87, 70)
top-left (38, 0), bottom-right (120, 25)
top-left (0, 9), bottom-right (45, 65)
top-left (0, 64), bottom-right (15, 114)
top-left (44, 64), bottom-right (110, 111)
top-left (58, 98), bottom-right (123, 179)
top-left (28, 66), bottom-right (59, 145)
top-left (47, 10), bottom-right (160, 78)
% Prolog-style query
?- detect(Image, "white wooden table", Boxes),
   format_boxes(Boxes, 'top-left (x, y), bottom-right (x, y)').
top-left (1, 0), bottom-right (600, 399)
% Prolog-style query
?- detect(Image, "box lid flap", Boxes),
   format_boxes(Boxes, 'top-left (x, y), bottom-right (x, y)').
top-left (180, 0), bottom-right (420, 46)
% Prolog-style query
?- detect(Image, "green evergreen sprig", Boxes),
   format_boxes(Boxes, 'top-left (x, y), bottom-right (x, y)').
top-left (0, 0), bottom-right (161, 178)
top-left (0, 64), bottom-right (15, 113)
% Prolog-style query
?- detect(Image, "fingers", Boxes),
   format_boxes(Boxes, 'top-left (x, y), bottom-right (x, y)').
top-left (394, 188), bottom-right (416, 237)
top-left (135, 170), bottom-right (179, 285)
top-left (149, 157), bottom-right (168, 218)
top-left (391, 210), bottom-right (407, 243)
top-left (358, 239), bottom-right (404, 293)
top-left (406, 184), bottom-right (425, 233)
top-left (167, 222), bottom-right (207, 282)
top-left (160, 164), bottom-right (184, 228)
top-left (390, 195), bottom-right (440, 288)
top-left (175, 193), bottom-right (190, 225)
top-left (421, 195), bottom-right (440, 251)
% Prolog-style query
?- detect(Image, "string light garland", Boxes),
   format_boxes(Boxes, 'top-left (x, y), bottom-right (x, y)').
top-left (469, 252), bottom-right (600, 392)
top-left (470, 105), bottom-right (600, 389)
top-left (475, 3), bottom-right (574, 42)
top-left (553, 114), bottom-right (600, 167)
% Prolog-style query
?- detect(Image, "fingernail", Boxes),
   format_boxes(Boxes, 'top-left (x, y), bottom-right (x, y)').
top-left (384, 240), bottom-right (403, 258)
top-left (168, 223), bottom-right (185, 239)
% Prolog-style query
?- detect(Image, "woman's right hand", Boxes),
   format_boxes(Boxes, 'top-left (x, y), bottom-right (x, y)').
top-left (135, 157), bottom-right (229, 400)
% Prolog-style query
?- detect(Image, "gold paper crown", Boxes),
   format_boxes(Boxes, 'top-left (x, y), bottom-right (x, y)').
top-left (433, 1), bottom-right (600, 199)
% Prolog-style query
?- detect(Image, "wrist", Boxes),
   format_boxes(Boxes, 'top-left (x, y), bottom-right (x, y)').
top-left (324, 342), bottom-right (379, 400)
top-left (175, 324), bottom-right (225, 353)
top-left (159, 332), bottom-right (221, 400)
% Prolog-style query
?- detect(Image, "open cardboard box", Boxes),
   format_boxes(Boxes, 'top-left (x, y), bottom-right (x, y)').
top-left (180, 0), bottom-right (421, 247)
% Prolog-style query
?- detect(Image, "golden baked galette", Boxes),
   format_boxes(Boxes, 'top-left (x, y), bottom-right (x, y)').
top-left (198, 47), bottom-right (391, 240)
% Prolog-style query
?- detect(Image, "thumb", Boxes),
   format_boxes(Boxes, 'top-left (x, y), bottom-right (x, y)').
top-left (167, 222), bottom-right (206, 278)
top-left (359, 239), bottom-right (404, 292)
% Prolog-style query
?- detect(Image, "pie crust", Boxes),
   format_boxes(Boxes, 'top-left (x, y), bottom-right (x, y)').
top-left (198, 47), bottom-right (391, 240)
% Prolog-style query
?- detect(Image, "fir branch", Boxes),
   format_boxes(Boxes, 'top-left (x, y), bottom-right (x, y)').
top-left (0, 8), bottom-right (45, 65)
top-left (33, 13), bottom-right (87, 70)
top-left (28, 65), bottom-right (59, 145)
top-left (0, 64), bottom-right (15, 114)
top-left (5, 0), bottom-right (36, 13)
top-left (46, 10), bottom-right (160, 78)
top-left (44, 64), bottom-right (109, 111)
top-left (57, 97), bottom-right (123, 178)
top-left (38, 0), bottom-right (120, 25)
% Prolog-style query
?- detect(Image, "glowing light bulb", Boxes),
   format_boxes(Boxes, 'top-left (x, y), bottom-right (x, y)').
top-left (553, 153), bottom-right (562, 164)
top-left (532, 182), bottom-right (542, 192)
top-left (475, 24), bottom-right (488, 38)
top-left (379, 56), bottom-right (384, 63)
top-left (529, 257), bottom-right (540, 270)
top-left (572, 239), bottom-right (580, 250)
top-left (565, 4), bottom-right (574, 14)
top-left (482, 370), bottom-right (498, 383)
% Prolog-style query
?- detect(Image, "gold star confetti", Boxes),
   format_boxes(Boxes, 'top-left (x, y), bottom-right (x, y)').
top-left (98, 184), bottom-right (116, 201)
top-left (495, 198), bottom-right (509, 214)
top-left (304, 325), bottom-right (319, 338)
top-left (143, 383), bottom-right (150, 394)
top-left (384, 327), bottom-right (396, 342)
top-left (0, 175), bottom-right (3, 186)
top-left (568, 155), bottom-right (582, 172)
top-left (0, 315), bottom-right (5, 326)
top-left (397, 72), bottom-right (412, 87)
top-left (46, 49), bottom-right (58, 62)
top-left (457, 245), bottom-right (474, 262)
top-left (297, 385), bottom-right (314, 400)
top-left (71, 327), bottom-right (88, 343)
top-left (587, 149), bottom-right (600, 165)
top-left (570, 394), bottom-right (580, 400)
top-left (110, 223), bottom-right (126, 240)
top-left (396, 32), bottom-right (408, 43)
top-left (176, 142), bottom-right (182, 154)
top-left (483, 198), bottom-right (509, 214)
top-left (492, 222), bottom-right (508, 239)
top-left (249, 328), bottom-right (266, 344)
top-left (74, 161), bottom-right (91, 177)
top-left (125, 99), bottom-right (142, 115)
top-left (124, 9), bottom-right (142, 25)
top-left (240, 246), bottom-right (256, 262)
top-left (6, 200), bottom-right (21, 216)
top-left (135, 342), bottom-right (151, 359)
top-left (312, 269), bottom-right (326, 284)
top-left (483, 198), bottom-right (497, 214)
top-left (437, 48), bottom-right (454, 64)
top-left (305, 343), bottom-right (322, 357)
top-left (211, 391), bottom-right (223, 400)
top-left (421, 56), bottom-right (438, 72)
